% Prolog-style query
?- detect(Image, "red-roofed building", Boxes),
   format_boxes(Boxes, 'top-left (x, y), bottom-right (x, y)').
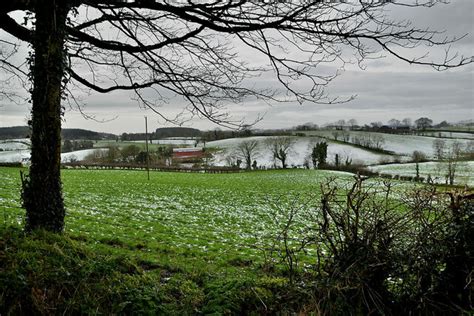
top-left (172, 147), bottom-right (204, 160)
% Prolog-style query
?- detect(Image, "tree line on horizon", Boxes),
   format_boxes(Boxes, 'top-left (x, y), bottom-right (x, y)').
top-left (295, 117), bottom-right (469, 132)
top-left (1, 117), bottom-right (471, 143)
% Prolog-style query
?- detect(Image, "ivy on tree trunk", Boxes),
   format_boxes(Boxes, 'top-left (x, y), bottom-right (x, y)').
top-left (22, 1), bottom-right (70, 232)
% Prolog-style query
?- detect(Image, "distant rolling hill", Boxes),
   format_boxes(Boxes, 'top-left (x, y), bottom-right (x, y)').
top-left (155, 127), bottom-right (201, 138)
top-left (0, 126), bottom-right (116, 140)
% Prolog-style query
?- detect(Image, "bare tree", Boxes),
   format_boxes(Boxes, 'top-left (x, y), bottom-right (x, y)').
top-left (371, 121), bottom-right (383, 129)
top-left (0, 39), bottom-right (27, 103)
top-left (412, 150), bottom-right (427, 181)
top-left (235, 140), bottom-right (260, 170)
top-left (267, 137), bottom-right (295, 169)
top-left (335, 119), bottom-right (346, 130)
top-left (341, 130), bottom-right (350, 142)
top-left (432, 138), bottom-right (446, 160)
top-left (446, 141), bottom-right (463, 185)
top-left (371, 133), bottom-right (386, 150)
top-left (348, 119), bottom-right (358, 130)
top-left (1, 1), bottom-right (471, 231)
top-left (415, 117), bottom-right (433, 131)
top-left (120, 144), bottom-right (141, 162)
top-left (224, 153), bottom-right (241, 169)
top-left (402, 118), bottom-right (412, 128)
top-left (388, 118), bottom-right (401, 128)
top-left (466, 141), bottom-right (474, 158)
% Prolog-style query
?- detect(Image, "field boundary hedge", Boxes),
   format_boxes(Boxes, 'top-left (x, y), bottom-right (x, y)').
top-left (0, 162), bottom-right (23, 168)
top-left (61, 162), bottom-right (241, 173)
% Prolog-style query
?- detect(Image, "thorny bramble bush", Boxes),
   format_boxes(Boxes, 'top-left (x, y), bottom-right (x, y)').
top-left (261, 176), bottom-right (473, 314)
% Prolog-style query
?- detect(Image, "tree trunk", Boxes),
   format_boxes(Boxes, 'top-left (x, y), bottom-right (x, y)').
top-left (447, 161), bottom-right (455, 186)
top-left (245, 156), bottom-right (251, 170)
top-left (22, 1), bottom-right (70, 232)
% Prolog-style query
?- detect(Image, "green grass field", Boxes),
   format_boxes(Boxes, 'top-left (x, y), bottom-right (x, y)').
top-left (0, 167), bottom-right (358, 313)
top-left (1, 168), bottom-right (354, 269)
top-left (1, 167), bottom-right (471, 314)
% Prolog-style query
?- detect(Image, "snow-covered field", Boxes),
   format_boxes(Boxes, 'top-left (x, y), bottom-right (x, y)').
top-left (0, 139), bottom-right (107, 164)
top-left (1, 133), bottom-right (471, 180)
top-left (306, 131), bottom-right (473, 157)
top-left (0, 148), bottom-right (108, 163)
top-left (0, 149), bottom-right (31, 163)
top-left (207, 136), bottom-right (393, 167)
top-left (0, 139), bottom-right (31, 151)
top-left (61, 148), bottom-right (108, 163)
top-left (369, 161), bottom-right (473, 186)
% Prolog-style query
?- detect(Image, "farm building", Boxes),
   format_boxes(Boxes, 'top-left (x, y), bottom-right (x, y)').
top-left (172, 147), bottom-right (204, 160)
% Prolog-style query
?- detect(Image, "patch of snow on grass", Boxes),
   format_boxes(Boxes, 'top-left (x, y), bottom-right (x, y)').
top-left (61, 148), bottom-right (109, 163)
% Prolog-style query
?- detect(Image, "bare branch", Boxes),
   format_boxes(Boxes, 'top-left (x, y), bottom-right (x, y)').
top-left (1, 0), bottom-right (471, 126)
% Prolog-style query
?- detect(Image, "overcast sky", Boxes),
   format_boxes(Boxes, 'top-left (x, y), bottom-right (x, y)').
top-left (1, 0), bottom-right (473, 134)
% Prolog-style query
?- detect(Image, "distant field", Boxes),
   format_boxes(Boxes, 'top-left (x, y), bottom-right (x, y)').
top-left (94, 136), bottom-right (390, 168)
top-left (369, 161), bottom-right (473, 186)
top-left (2, 134), bottom-right (472, 170)
top-left (207, 136), bottom-right (393, 167)
top-left (416, 131), bottom-right (474, 140)
top-left (0, 139), bottom-right (30, 151)
top-left (304, 130), bottom-right (473, 157)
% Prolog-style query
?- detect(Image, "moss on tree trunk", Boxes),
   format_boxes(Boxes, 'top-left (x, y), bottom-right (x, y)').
top-left (22, 1), bottom-right (70, 232)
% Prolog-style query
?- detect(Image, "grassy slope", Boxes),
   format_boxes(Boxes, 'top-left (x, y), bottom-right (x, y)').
top-left (0, 167), bottom-right (352, 314)
top-left (299, 130), bottom-right (397, 155)
top-left (2, 168), bottom-right (352, 266)
top-left (323, 137), bottom-right (395, 156)
top-left (1, 226), bottom-right (300, 314)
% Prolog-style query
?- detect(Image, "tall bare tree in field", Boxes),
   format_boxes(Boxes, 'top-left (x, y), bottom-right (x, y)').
top-left (415, 117), bottom-right (433, 131)
top-left (433, 138), bottom-right (447, 160)
top-left (446, 141), bottom-right (464, 185)
top-left (402, 118), bottom-right (412, 128)
top-left (236, 140), bottom-right (260, 170)
top-left (0, 0), bottom-right (471, 232)
top-left (267, 137), bottom-right (295, 169)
